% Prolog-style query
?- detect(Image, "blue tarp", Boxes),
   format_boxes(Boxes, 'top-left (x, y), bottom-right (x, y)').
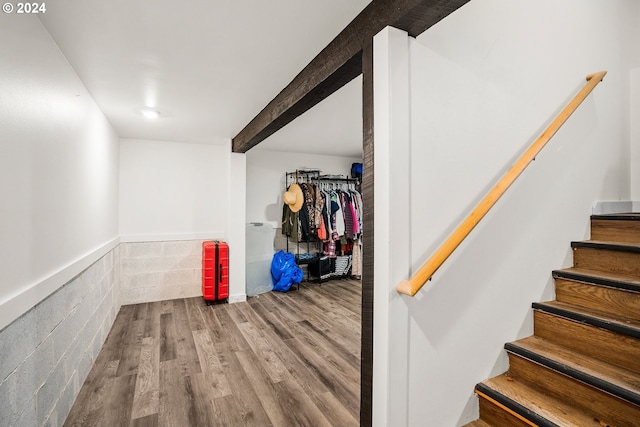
top-left (270, 250), bottom-right (303, 292)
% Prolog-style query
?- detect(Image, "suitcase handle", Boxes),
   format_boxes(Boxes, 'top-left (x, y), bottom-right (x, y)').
top-left (219, 263), bottom-right (223, 282)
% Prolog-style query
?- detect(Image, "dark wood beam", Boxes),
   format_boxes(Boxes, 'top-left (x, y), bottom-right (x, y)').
top-left (360, 40), bottom-right (374, 427)
top-left (231, 0), bottom-right (470, 153)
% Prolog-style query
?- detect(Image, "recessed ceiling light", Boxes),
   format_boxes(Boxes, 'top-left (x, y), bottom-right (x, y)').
top-left (141, 109), bottom-right (160, 119)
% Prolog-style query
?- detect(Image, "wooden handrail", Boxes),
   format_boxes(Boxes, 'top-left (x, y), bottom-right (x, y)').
top-left (397, 71), bottom-right (607, 297)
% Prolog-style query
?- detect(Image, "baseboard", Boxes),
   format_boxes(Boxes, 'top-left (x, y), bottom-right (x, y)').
top-left (229, 294), bottom-right (247, 303)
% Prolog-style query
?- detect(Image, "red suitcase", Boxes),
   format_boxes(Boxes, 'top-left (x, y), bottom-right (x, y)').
top-left (202, 241), bottom-right (229, 305)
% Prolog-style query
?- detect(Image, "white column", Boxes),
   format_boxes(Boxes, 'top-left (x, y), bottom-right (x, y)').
top-left (373, 26), bottom-right (412, 427)
top-left (227, 146), bottom-right (247, 302)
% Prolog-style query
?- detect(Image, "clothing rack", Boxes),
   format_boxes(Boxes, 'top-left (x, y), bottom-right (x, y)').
top-left (284, 170), bottom-right (321, 257)
top-left (285, 170), bottom-right (359, 187)
top-left (316, 176), bottom-right (358, 181)
top-left (283, 169), bottom-right (362, 283)
top-left (314, 176), bottom-right (360, 192)
top-left (285, 169), bottom-right (320, 187)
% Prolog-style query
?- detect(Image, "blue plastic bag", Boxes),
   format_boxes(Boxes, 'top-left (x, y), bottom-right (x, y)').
top-left (271, 250), bottom-right (303, 292)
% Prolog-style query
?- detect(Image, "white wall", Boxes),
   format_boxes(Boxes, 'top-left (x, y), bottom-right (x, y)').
top-left (373, 1), bottom-right (637, 425)
top-left (119, 138), bottom-right (249, 302)
top-left (245, 149), bottom-right (362, 228)
top-left (0, 14), bottom-right (120, 331)
top-left (0, 14), bottom-right (121, 426)
top-left (119, 138), bottom-right (228, 241)
top-left (631, 67), bottom-right (640, 199)
top-left (629, 6), bottom-right (640, 200)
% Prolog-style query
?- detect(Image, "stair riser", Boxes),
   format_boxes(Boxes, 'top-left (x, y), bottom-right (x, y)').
top-left (507, 353), bottom-right (640, 425)
top-left (591, 219), bottom-right (640, 244)
top-left (533, 311), bottom-right (640, 372)
top-left (573, 247), bottom-right (640, 277)
top-left (477, 396), bottom-right (533, 427)
top-left (555, 278), bottom-right (640, 320)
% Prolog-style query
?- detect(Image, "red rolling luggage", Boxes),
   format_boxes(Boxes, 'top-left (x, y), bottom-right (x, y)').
top-left (202, 240), bottom-right (229, 305)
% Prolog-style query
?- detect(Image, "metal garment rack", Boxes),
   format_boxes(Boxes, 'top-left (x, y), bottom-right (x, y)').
top-left (284, 170), bottom-right (361, 283)
top-left (314, 175), bottom-right (360, 191)
top-left (284, 170), bottom-right (321, 255)
top-left (285, 169), bottom-right (320, 187)
top-left (285, 170), bottom-right (360, 188)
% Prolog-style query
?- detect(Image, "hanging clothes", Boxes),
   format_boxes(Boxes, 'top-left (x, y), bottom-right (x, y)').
top-left (282, 171), bottom-right (364, 280)
top-left (333, 191), bottom-right (345, 237)
top-left (324, 240), bottom-right (337, 258)
top-left (342, 191), bottom-right (355, 240)
top-left (352, 238), bottom-right (362, 277)
top-left (281, 203), bottom-right (299, 242)
top-left (298, 200), bottom-right (312, 241)
top-left (317, 215), bottom-right (327, 240)
top-left (351, 189), bottom-right (363, 236)
top-left (314, 187), bottom-right (325, 229)
top-left (300, 183), bottom-right (316, 233)
top-left (322, 188), bottom-right (333, 240)
top-left (349, 191), bottom-right (359, 236)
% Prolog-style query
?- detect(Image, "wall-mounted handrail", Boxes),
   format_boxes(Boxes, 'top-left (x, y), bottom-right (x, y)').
top-left (397, 71), bottom-right (607, 297)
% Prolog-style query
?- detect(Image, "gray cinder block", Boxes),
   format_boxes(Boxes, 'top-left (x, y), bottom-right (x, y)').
top-left (36, 359), bottom-right (65, 425)
top-left (0, 308), bottom-right (37, 383)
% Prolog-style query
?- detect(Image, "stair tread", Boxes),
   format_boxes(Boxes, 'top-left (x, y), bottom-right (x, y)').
top-left (507, 336), bottom-right (640, 404)
top-left (533, 300), bottom-right (640, 336)
top-left (591, 212), bottom-right (640, 221)
top-left (473, 214), bottom-right (640, 426)
top-left (553, 267), bottom-right (640, 292)
top-left (572, 240), bottom-right (640, 252)
top-left (478, 376), bottom-right (606, 426)
top-left (461, 420), bottom-right (493, 427)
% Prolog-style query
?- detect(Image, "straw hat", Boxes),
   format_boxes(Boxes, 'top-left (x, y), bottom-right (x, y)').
top-left (283, 183), bottom-right (304, 213)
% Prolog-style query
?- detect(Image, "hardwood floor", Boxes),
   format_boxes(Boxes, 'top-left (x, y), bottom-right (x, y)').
top-left (64, 278), bottom-right (361, 427)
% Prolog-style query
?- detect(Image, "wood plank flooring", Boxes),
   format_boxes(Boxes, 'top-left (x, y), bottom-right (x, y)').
top-left (64, 278), bottom-right (361, 427)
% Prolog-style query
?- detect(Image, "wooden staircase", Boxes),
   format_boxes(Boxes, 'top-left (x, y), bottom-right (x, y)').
top-left (465, 213), bottom-right (640, 427)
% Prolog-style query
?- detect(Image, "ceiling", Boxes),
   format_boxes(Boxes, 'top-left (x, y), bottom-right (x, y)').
top-left (38, 0), bottom-right (368, 157)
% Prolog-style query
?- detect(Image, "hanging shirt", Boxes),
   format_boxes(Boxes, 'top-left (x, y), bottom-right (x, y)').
top-left (300, 183), bottom-right (316, 233)
top-left (317, 215), bottom-right (327, 240)
top-left (298, 201), bottom-right (311, 241)
top-left (324, 240), bottom-right (337, 258)
top-left (342, 191), bottom-right (355, 240)
top-left (322, 189), bottom-right (332, 239)
top-left (314, 187), bottom-right (325, 230)
top-left (281, 203), bottom-right (299, 242)
top-left (333, 191), bottom-right (345, 237)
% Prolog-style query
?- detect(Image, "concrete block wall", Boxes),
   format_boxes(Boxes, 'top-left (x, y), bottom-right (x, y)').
top-left (0, 246), bottom-right (120, 427)
top-left (119, 240), bottom-right (203, 305)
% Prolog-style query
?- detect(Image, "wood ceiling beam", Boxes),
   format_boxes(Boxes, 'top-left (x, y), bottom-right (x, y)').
top-left (231, 0), bottom-right (469, 153)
